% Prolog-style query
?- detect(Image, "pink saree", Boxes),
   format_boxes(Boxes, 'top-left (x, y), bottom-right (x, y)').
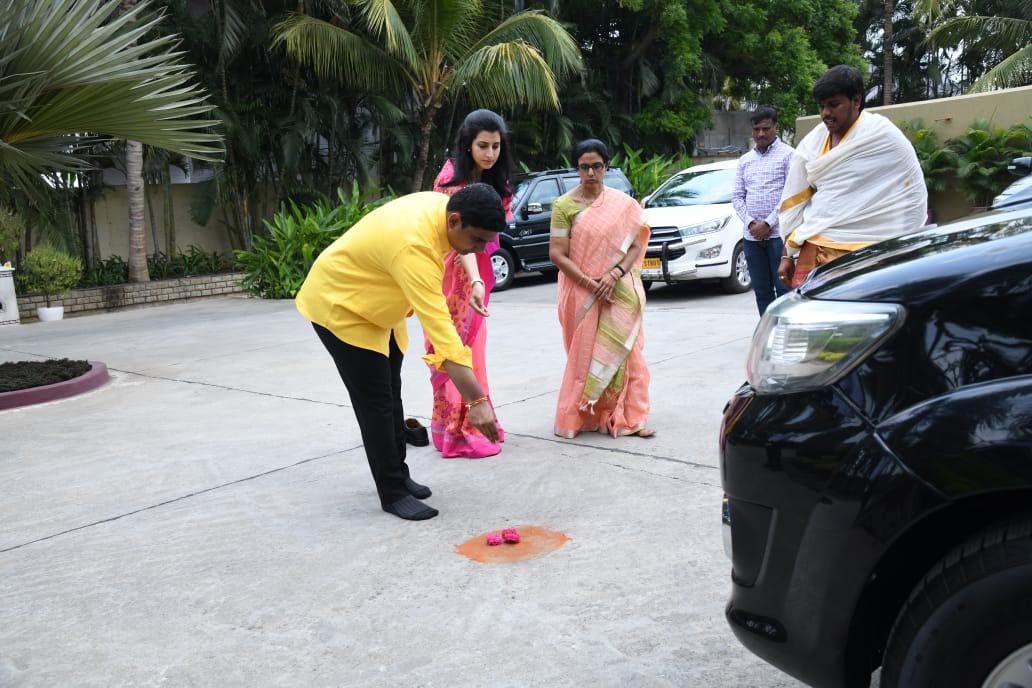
top-left (554, 191), bottom-right (651, 439)
top-left (425, 160), bottom-right (509, 458)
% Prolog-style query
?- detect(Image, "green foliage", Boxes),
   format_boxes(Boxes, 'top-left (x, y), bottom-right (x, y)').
top-left (79, 256), bottom-right (129, 289)
top-left (147, 246), bottom-right (226, 281)
top-left (0, 207), bottom-right (23, 263)
top-left (901, 121), bottom-right (960, 194)
top-left (949, 118), bottom-right (1032, 206)
top-left (610, 145), bottom-right (693, 199)
top-left (77, 247), bottom-right (227, 288)
top-left (0, 0), bottom-right (222, 190)
top-left (234, 183), bottom-right (391, 299)
top-left (21, 246), bottom-right (83, 307)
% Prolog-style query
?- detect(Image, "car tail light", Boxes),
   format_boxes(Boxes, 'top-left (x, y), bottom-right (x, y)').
top-left (746, 292), bottom-right (904, 394)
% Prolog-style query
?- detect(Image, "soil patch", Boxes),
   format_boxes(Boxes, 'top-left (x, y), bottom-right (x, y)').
top-left (0, 359), bottom-right (92, 393)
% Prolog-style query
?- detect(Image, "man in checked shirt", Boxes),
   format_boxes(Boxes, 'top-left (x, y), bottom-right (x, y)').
top-left (732, 106), bottom-right (795, 315)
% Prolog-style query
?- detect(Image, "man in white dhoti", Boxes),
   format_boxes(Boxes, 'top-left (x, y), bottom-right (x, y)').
top-left (777, 65), bottom-right (927, 288)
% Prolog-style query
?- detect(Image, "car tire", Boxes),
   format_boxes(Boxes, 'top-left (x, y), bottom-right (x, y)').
top-left (721, 242), bottom-right (751, 294)
top-left (491, 247), bottom-right (516, 291)
top-left (881, 515), bottom-right (1032, 688)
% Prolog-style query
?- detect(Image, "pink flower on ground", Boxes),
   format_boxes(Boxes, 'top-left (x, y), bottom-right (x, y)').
top-left (502, 528), bottom-right (520, 544)
top-left (486, 532), bottom-right (503, 546)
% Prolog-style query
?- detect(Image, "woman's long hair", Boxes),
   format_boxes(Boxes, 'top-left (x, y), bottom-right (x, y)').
top-left (441, 109), bottom-right (513, 201)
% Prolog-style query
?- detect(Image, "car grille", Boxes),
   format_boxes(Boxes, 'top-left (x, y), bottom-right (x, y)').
top-left (646, 226), bottom-right (686, 260)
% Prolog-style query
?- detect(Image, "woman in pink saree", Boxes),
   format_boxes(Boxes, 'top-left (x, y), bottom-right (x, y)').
top-left (426, 110), bottom-right (513, 458)
top-left (549, 139), bottom-right (653, 439)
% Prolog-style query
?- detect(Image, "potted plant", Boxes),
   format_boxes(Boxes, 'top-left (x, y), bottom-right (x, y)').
top-left (22, 246), bottom-right (82, 321)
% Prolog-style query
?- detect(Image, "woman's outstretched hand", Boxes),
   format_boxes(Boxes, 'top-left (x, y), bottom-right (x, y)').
top-left (470, 282), bottom-right (490, 317)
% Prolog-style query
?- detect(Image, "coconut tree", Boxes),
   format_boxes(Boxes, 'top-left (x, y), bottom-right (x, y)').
top-left (917, 0), bottom-right (1032, 92)
top-left (272, 0), bottom-right (582, 191)
top-left (0, 0), bottom-right (223, 263)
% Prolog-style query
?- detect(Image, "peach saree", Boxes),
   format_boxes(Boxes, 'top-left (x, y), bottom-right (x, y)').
top-left (553, 190), bottom-right (651, 439)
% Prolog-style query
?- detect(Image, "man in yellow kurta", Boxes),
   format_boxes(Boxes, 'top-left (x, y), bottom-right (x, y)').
top-left (296, 184), bottom-right (505, 521)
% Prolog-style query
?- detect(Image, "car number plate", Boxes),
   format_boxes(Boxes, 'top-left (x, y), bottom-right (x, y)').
top-left (642, 258), bottom-right (661, 269)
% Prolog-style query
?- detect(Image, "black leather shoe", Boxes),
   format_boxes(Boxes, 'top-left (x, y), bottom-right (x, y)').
top-left (404, 418), bottom-right (429, 447)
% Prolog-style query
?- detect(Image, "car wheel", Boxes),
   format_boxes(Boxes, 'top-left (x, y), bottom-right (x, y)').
top-left (721, 242), bottom-right (751, 294)
top-left (881, 515), bottom-right (1032, 688)
top-left (491, 247), bottom-right (516, 291)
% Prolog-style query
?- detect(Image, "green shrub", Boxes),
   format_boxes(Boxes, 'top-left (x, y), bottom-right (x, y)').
top-left (22, 246), bottom-right (83, 306)
top-left (949, 119), bottom-right (1032, 207)
top-left (610, 145), bottom-right (693, 200)
top-left (901, 121), bottom-right (959, 194)
top-left (79, 255), bottom-right (129, 288)
top-left (0, 206), bottom-right (22, 264)
top-left (148, 245), bottom-right (226, 280)
top-left (235, 182), bottom-right (391, 299)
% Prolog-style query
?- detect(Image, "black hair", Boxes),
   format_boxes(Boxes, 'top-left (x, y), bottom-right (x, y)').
top-left (446, 183), bottom-right (506, 233)
top-left (750, 106), bottom-right (778, 125)
top-left (572, 138), bottom-right (610, 167)
top-left (440, 109), bottom-right (513, 201)
top-left (813, 65), bottom-right (865, 110)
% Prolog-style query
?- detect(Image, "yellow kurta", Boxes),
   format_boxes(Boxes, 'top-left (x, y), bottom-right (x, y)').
top-left (295, 192), bottom-right (472, 370)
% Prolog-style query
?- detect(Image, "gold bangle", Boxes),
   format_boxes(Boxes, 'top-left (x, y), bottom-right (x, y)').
top-left (465, 396), bottom-right (489, 410)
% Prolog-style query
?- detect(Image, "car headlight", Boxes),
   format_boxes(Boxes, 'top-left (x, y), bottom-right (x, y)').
top-left (746, 292), bottom-right (905, 394)
top-left (679, 218), bottom-right (726, 237)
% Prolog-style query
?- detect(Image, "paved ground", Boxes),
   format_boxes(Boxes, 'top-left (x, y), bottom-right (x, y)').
top-left (0, 275), bottom-right (809, 687)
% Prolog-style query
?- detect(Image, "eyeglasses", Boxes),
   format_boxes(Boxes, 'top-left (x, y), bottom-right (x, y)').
top-left (577, 163), bottom-right (605, 173)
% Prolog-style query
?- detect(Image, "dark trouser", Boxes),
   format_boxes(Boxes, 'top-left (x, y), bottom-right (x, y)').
top-left (313, 323), bottom-right (410, 507)
top-left (743, 238), bottom-right (789, 315)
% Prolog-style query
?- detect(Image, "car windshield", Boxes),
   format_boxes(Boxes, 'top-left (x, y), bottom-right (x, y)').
top-left (645, 168), bottom-right (736, 207)
top-left (513, 177), bottom-right (535, 205)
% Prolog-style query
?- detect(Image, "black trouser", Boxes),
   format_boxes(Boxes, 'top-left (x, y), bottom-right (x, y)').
top-left (313, 323), bottom-right (410, 507)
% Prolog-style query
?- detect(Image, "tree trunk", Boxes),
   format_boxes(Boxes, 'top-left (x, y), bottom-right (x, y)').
top-left (126, 140), bottom-right (150, 282)
top-left (411, 103), bottom-right (442, 193)
top-left (883, 0), bottom-right (894, 105)
top-left (121, 0), bottom-right (149, 282)
top-left (163, 166), bottom-right (176, 255)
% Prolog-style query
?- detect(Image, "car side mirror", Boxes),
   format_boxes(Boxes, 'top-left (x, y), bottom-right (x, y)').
top-left (526, 202), bottom-right (544, 215)
top-left (1008, 156), bottom-right (1031, 177)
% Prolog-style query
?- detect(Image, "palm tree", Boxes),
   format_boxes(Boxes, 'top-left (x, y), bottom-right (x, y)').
top-left (120, 0), bottom-right (149, 282)
top-left (0, 0), bottom-right (223, 264)
top-left (272, 0), bottom-right (582, 191)
top-left (917, 0), bottom-right (1032, 92)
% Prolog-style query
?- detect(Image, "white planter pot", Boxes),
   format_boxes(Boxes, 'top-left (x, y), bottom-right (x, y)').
top-left (37, 305), bottom-right (64, 322)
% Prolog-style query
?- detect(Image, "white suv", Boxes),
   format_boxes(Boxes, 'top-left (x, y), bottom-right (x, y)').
top-left (641, 159), bottom-right (751, 293)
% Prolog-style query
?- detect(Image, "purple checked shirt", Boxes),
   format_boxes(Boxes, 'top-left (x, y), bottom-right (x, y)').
top-left (732, 137), bottom-right (794, 241)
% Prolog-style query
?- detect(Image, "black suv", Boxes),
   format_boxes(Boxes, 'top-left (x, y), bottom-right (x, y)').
top-left (490, 168), bottom-right (633, 290)
top-left (720, 204), bottom-right (1032, 687)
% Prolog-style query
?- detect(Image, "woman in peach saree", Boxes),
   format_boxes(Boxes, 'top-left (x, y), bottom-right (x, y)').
top-left (548, 139), bottom-right (653, 439)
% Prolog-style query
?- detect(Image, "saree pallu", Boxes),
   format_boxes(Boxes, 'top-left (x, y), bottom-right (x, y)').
top-left (425, 161), bottom-right (508, 458)
top-left (554, 193), bottom-right (651, 439)
top-left (426, 237), bottom-right (505, 457)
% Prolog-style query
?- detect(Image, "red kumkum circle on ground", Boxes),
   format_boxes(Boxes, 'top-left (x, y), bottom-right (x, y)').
top-left (455, 525), bottom-right (570, 564)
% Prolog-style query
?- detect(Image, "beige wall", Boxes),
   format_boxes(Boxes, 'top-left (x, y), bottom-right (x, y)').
top-left (795, 85), bottom-right (1032, 222)
top-left (93, 184), bottom-right (233, 259)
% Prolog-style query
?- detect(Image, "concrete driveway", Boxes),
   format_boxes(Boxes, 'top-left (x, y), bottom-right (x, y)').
top-left (1, 276), bottom-right (807, 687)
